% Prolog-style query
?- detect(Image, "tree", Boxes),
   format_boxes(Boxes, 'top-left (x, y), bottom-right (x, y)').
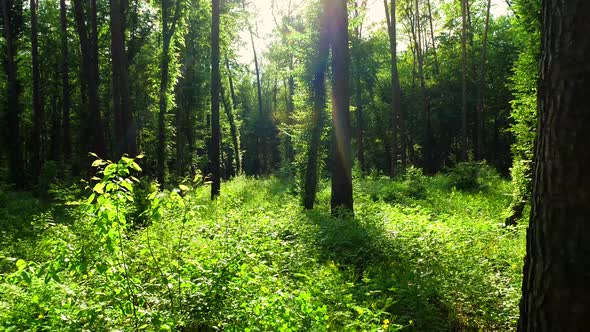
top-left (72, 0), bottom-right (106, 159)
top-left (303, 5), bottom-right (329, 210)
top-left (210, 0), bottom-right (221, 199)
top-left (518, 0), bottom-right (590, 329)
top-left (110, 0), bottom-right (136, 158)
top-left (384, 0), bottom-right (404, 174)
top-left (326, 0), bottom-right (353, 215)
top-left (59, 0), bottom-right (71, 163)
top-left (156, 0), bottom-right (182, 184)
top-left (460, 0), bottom-right (468, 161)
top-left (1, 0), bottom-right (25, 189)
top-left (30, 0), bottom-right (42, 181)
top-left (475, 0), bottom-right (491, 161)
top-left (224, 57), bottom-right (241, 175)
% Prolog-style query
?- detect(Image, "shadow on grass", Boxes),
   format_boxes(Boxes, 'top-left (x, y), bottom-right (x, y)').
top-left (301, 208), bottom-right (452, 331)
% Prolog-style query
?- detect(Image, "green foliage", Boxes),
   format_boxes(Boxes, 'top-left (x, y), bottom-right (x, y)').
top-left (444, 162), bottom-right (501, 192)
top-left (1, 159), bottom-right (523, 330)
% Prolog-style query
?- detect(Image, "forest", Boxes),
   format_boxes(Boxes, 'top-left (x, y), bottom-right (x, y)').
top-left (1, 0), bottom-right (589, 330)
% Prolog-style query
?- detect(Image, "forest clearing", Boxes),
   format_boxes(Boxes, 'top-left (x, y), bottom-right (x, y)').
top-left (1, 0), bottom-right (589, 330)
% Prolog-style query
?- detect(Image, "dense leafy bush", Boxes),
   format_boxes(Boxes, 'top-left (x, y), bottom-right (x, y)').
top-left (445, 162), bottom-right (501, 192)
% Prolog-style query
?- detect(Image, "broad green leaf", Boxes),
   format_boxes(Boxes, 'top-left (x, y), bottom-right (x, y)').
top-left (93, 182), bottom-right (106, 194)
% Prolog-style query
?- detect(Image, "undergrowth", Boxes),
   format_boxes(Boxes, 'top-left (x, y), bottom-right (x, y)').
top-left (0, 160), bottom-right (525, 331)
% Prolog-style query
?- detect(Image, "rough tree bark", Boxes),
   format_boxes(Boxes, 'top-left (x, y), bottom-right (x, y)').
top-left (518, 0), bottom-right (590, 330)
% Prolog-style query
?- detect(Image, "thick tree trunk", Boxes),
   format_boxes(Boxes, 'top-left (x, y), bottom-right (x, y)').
top-left (59, 0), bottom-right (71, 163)
top-left (210, 0), bottom-right (221, 199)
top-left (303, 13), bottom-right (329, 210)
top-left (2, 0), bottom-right (24, 189)
top-left (518, 1), bottom-right (590, 330)
top-left (110, 0), bottom-right (135, 159)
top-left (327, 0), bottom-right (353, 215)
top-left (31, 0), bottom-right (42, 181)
top-left (475, 0), bottom-right (491, 161)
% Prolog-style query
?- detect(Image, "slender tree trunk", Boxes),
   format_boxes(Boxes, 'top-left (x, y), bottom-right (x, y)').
top-left (59, 0), bottom-right (71, 163)
top-left (353, 4), bottom-right (365, 174)
top-left (225, 57), bottom-right (241, 173)
top-left (328, 0), bottom-right (353, 215)
top-left (110, 0), bottom-right (135, 159)
top-left (415, 0), bottom-right (432, 173)
top-left (385, 0), bottom-right (405, 174)
top-left (30, 0), bottom-right (42, 181)
top-left (248, 23), bottom-right (264, 174)
top-left (460, 0), bottom-right (468, 161)
top-left (210, 0), bottom-right (221, 198)
top-left (518, 1), bottom-right (590, 329)
top-left (72, 0), bottom-right (106, 159)
top-left (475, 0), bottom-right (491, 161)
top-left (157, 0), bottom-right (181, 184)
top-left (286, 55), bottom-right (295, 163)
top-left (426, 0), bottom-right (439, 74)
top-left (2, 0), bottom-right (24, 189)
top-left (303, 11), bottom-right (329, 210)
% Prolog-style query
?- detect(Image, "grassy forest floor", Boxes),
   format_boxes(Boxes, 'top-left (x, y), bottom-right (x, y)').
top-left (0, 165), bottom-right (526, 331)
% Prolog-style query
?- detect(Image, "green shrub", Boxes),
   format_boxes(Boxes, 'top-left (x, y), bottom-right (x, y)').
top-left (445, 162), bottom-right (500, 192)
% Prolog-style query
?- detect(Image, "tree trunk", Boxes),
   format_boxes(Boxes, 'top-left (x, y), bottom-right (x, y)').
top-left (210, 0), bottom-right (221, 198)
top-left (327, 0), bottom-right (353, 215)
top-left (415, 0), bottom-right (432, 173)
top-left (384, 0), bottom-right (405, 174)
top-left (31, 0), bottom-right (42, 181)
top-left (225, 57), bottom-right (241, 174)
top-left (460, 0), bottom-right (468, 161)
top-left (1, 0), bottom-right (24, 190)
top-left (518, 1), bottom-right (590, 330)
top-left (353, 3), bottom-right (365, 174)
top-left (59, 0), bottom-right (71, 163)
top-left (110, 0), bottom-right (135, 159)
top-left (248, 23), bottom-right (264, 174)
top-left (475, 0), bottom-right (491, 161)
top-left (303, 11), bottom-right (329, 210)
top-left (157, 0), bottom-right (181, 184)
top-left (72, 0), bottom-right (106, 159)
top-left (426, 0), bottom-right (439, 74)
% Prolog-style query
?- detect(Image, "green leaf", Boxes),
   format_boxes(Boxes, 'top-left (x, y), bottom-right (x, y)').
top-left (179, 184), bottom-right (189, 191)
top-left (91, 159), bottom-right (104, 167)
top-left (93, 182), bottom-right (106, 194)
top-left (87, 193), bottom-right (96, 204)
top-left (16, 259), bottom-right (26, 271)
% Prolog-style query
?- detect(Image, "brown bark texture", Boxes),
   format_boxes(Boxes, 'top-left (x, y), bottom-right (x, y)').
top-left (518, 0), bottom-right (590, 330)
